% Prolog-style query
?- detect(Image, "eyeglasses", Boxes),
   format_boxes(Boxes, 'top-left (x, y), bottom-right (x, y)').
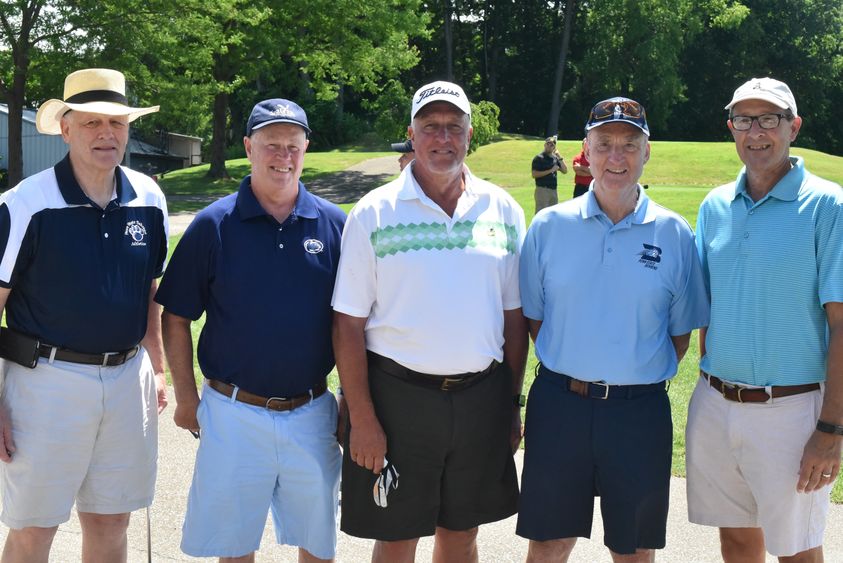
top-left (545, 141), bottom-right (556, 145)
top-left (730, 113), bottom-right (791, 131)
top-left (589, 99), bottom-right (645, 122)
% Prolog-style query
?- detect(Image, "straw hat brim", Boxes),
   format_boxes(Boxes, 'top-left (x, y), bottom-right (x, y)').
top-left (35, 98), bottom-right (160, 135)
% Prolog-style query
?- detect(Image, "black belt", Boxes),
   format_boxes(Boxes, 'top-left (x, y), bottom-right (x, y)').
top-left (39, 344), bottom-right (139, 367)
top-left (207, 379), bottom-right (327, 412)
top-left (368, 351), bottom-right (498, 391)
top-left (539, 365), bottom-right (666, 399)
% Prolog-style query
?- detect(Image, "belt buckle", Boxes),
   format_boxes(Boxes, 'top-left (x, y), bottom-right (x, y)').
top-left (440, 377), bottom-right (461, 391)
top-left (265, 396), bottom-right (290, 410)
top-left (592, 381), bottom-right (609, 400)
top-left (719, 381), bottom-right (745, 403)
top-left (101, 351), bottom-right (114, 367)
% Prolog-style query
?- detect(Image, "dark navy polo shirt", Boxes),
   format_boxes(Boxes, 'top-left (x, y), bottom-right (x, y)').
top-left (0, 154), bottom-right (169, 353)
top-left (154, 176), bottom-right (346, 398)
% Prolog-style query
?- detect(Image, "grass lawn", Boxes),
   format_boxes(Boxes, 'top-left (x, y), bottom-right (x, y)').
top-left (165, 138), bottom-right (843, 501)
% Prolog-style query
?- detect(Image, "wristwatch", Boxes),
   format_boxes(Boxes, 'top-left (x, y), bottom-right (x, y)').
top-left (816, 420), bottom-right (843, 435)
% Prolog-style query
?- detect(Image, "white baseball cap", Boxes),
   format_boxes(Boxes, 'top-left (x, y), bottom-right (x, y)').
top-left (410, 81), bottom-right (471, 121)
top-left (725, 77), bottom-right (797, 116)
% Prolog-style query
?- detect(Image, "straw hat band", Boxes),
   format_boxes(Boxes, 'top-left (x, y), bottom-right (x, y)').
top-left (65, 90), bottom-right (129, 105)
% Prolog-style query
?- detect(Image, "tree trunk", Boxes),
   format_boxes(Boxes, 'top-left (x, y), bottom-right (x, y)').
top-left (207, 90), bottom-right (230, 179)
top-left (6, 73), bottom-right (26, 187)
top-left (546, 0), bottom-right (576, 137)
top-left (443, 0), bottom-right (453, 81)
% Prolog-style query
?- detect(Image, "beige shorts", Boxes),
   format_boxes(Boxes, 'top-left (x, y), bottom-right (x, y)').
top-left (686, 376), bottom-right (830, 556)
top-left (534, 187), bottom-right (558, 214)
top-left (0, 349), bottom-right (158, 529)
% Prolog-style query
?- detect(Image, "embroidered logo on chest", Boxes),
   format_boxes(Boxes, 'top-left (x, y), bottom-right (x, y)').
top-left (303, 239), bottom-right (325, 254)
top-left (124, 220), bottom-right (148, 246)
top-left (638, 243), bottom-right (661, 270)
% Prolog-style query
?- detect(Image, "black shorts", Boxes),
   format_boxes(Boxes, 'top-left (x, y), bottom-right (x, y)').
top-left (340, 357), bottom-right (519, 541)
top-left (516, 366), bottom-right (672, 554)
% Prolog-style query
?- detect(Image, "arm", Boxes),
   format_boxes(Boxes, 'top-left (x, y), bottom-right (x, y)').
top-left (0, 287), bottom-right (15, 462)
top-left (140, 279), bottom-right (167, 413)
top-left (555, 155), bottom-right (568, 174)
top-left (572, 164), bottom-right (590, 176)
top-left (161, 310), bottom-right (200, 433)
top-left (798, 301), bottom-right (843, 492)
top-left (531, 166), bottom-right (559, 179)
top-left (671, 333), bottom-right (691, 363)
top-left (504, 308), bottom-right (529, 452)
top-left (527, 318), bottom-right (542, 344)
top-left (698, 326), bottom-right (707, 360)
top-left (333, 311), bottom-right (386, 474)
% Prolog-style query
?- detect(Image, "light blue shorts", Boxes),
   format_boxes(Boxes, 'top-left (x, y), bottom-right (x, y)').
top-left (180, 383), bottom-right (341, 559)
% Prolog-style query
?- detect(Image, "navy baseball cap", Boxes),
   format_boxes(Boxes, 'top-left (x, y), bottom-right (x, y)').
top-left (584, 97), bottom-right (649, 136)
top-left (390, 140), bottom-right (413, 153)
top-left (246, 98), bottom-right (311, 137)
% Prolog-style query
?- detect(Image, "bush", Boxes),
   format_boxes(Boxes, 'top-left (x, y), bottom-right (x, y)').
top-left (469, 100), bottom-right (500, 154)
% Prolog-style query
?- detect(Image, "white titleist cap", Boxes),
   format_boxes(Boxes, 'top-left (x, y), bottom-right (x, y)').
top-left (410, 81), bottom-right (471, 121)
top-left (725, 77), bottom-right (797, 116)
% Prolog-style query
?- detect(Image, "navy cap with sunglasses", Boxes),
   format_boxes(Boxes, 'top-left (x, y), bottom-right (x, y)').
top-left (584, 97), bottom-right (650, 137)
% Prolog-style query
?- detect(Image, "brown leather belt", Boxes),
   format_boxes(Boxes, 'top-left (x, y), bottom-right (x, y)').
top-left (701, 370), bottom-right (820, 403)
top-left (39, 344), bottom-right (139, 367)
top-left (207, 379), bottom-right (327, 412)
top-left (539, 365), bottom-right (666, 399)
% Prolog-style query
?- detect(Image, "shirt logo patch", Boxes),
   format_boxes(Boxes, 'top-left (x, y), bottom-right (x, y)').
top-left (125, 220), bottom-right (148, 246)
top-left (638, 243), bottom-right (661, 270)
top-left (303, 239), bottom-right (325, 254)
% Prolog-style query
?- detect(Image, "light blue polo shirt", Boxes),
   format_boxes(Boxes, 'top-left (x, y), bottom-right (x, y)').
top-left (697, 157), bottom-right (843, 386)
top-left (520, 189), bottom-right (709, 385)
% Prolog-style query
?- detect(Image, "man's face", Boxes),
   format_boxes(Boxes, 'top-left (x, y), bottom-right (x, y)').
top-left (728, 99), bottom-right (801, 176)
top-left (585, 122), bottom-right (649, 195)
top-left (544, 140), bottom-right (556, 155)
top-left (244, 123), bottom-right (309, 195)
top-left (409, 101), bottom-right (472, 176)
top-left (61, 111), bottom-right (129, 174)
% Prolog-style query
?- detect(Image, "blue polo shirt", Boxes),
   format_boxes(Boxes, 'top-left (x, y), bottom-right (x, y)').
top-left (697, 157), bottom-right (843, 386)
top-left (520, 189), bottom-right (709, 385)
top-left (155, 176), bottom-right (346, 398)
top-left (0, 154), bottom-right (168, 353)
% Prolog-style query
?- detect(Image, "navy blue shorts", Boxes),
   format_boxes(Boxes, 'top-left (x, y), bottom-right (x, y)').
top-left (516, 366), bottom-right (672, 554)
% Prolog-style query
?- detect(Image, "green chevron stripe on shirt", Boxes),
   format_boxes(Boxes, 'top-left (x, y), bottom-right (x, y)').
top-left (371, 220), bottom-right (518, 258)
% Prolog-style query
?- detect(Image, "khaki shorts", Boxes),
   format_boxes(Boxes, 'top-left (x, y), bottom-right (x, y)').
top-left (1, 350), bottom-right (158, 528)
top-left (534, 187), bottom-right (558, 214)
top-left (686, 376), bottom-right (830, 556)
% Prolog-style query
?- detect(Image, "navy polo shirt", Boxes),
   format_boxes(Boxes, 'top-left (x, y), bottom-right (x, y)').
top-left (0, 154), bottom-right (169, 353)
top-left (155, 176), bottom-right (346, 398)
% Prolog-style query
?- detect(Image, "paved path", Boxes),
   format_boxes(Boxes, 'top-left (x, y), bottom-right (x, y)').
top-left (167, 155), bottom-right (400, 236)
top-left (2, 386), bottom-right (842, 562)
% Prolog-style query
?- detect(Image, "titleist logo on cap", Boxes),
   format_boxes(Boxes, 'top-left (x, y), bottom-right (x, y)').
top-left (416, 85), bottom-right (461, 103)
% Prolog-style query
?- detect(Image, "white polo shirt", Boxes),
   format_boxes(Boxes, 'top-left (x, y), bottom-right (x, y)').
top-left (332, 164), bottom-right (526, 375)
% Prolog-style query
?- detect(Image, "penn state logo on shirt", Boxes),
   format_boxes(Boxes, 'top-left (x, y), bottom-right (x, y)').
top-left (638, 243), bottom-right (661, 270)
top-left (124, 220), bottom-right (148, 247)
top-left (303, 238), bottom-right (325, 254)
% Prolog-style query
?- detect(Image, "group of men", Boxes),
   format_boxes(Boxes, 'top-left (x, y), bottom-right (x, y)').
top-left (0, 64), bottom-right (839, 563)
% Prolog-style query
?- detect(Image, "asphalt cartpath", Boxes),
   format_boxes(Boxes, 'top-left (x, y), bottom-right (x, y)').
top-left (2, 386), bottom-right (841, 562)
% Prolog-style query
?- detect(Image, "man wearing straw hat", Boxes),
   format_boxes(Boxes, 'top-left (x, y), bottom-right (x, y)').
top-left (0, 68), bottom-right (167, 562)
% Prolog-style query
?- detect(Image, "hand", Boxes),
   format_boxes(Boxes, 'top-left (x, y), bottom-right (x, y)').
top-left (336, 393), bottom-right (349, 446)
top-left (0, 405), bottom-right (15, 463)
top-left (349, 413), bottom-right (387, 474)
top-left (510, 407), bottom-right (523, 453)
top-left (173, 393), bottom-right (201, 434)
top-left (797, 430), bottom-right (842, 492)
top-left (155, 373), bottom-right (168, 414)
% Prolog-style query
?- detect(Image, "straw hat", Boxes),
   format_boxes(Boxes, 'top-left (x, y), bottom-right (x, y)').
top-left (35, 68), bottom-right (159, 135)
